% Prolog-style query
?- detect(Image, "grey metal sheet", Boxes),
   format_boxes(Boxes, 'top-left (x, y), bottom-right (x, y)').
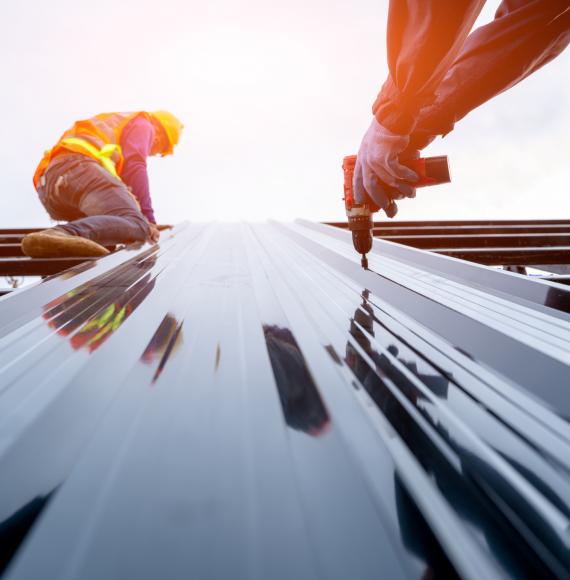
top-left (0, 221), bottom-right (569, 579)
top-left (306, 220), bottom-right (570, 319)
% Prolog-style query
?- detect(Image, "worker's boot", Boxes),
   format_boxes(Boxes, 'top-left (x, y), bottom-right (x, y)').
top-left (21, 228), bottom-right (110, 258)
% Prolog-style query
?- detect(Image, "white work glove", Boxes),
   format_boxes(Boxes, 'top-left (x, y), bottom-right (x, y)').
top-left (354, 117), bottom-right (419, 217)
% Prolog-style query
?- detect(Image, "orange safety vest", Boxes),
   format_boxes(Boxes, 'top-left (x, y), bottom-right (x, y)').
top-left (33, 111), bottom-right (154, 189)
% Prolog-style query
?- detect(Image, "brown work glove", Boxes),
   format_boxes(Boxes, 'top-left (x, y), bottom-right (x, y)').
top-left (148, 224), bottom-right (160, 244)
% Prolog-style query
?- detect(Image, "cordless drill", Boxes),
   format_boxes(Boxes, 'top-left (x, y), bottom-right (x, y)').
top-left (343, 155), bottom-right (451, 269)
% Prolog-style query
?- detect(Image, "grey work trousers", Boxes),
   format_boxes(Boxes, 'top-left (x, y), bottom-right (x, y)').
top-left (36, 154), bottom-right (150, 246)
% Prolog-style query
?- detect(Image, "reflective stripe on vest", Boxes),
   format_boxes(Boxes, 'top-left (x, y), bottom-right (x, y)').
top-left (33, 111), bottom-right (153, 190)
top-left (59, 137), bottom-right (122, 179)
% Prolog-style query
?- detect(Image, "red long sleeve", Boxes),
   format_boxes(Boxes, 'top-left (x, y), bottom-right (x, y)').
top-left (373, 0), bottom-right (570, 143)
top-left (373, 0), bottom-right (485, 134)
top-left (119, 116), bottom-right (157, 224)
top-left (411, 0), bottom-right (570, 147)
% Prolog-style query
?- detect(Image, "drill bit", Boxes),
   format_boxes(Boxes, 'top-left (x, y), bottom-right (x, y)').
top-left (361, 254), bottom-right (368, 269)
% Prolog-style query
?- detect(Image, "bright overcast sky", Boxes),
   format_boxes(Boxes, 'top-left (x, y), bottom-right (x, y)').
top-left (1, 1), bottom-right (568, 226)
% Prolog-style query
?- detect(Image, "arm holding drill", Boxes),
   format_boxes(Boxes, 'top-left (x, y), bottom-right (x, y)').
top-left (358, 0), bottom-right (569, 211)
top-left (356, 0), bottom-right (485, 213)
top-left (409, 0), bottom-right (570, 149)
top-left (372, 0), bottom-right (486, 135)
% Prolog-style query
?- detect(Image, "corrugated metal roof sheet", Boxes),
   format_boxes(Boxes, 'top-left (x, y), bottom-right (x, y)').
top-left (0, 221), bottom-right (569, 579)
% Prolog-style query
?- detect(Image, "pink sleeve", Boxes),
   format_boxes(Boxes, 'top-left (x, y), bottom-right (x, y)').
top-left (119, 116), bottom-right (156, 223)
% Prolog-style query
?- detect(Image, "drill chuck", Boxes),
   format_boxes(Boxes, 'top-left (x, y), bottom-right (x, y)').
top-left (351, 230), bottom-right (372, 255)
top-left (347, 212), bottom-right (373, 269)
top-left (349, 215), bottom-right (373, 254)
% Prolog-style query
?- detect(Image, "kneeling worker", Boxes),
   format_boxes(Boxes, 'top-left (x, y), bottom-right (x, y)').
top-left (22, 110), bottom-right (183, 258)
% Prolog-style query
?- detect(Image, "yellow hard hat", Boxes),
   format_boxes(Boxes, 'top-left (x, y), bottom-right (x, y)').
top-left (151, 111), bottom-right (184, 155)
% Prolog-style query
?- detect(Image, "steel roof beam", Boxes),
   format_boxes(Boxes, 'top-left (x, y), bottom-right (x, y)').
top-left (380, 233), bottom-right (570, 248)
top-left (0, 257), bottom-right (97, 276)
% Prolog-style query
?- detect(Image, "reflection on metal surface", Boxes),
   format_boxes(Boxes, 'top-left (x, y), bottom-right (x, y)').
top-left (0, 492), bottom-right (53, 576)
top-left (346, 290), bottom-right (449, 399)
top-left (214, 344), bottom-right (221, 371)
top-left (343, 291), bottom-right (554, 577)
top-left (393, 474), bottom-right (460, 580)
top-left (141, 313), bottom-right (184, 383)
top-left (43, 254), bottom-right (157, 353)
top-left (263, 325), bottom-right (330, 436)
top-left (0, 221), bottom-right (568, 579)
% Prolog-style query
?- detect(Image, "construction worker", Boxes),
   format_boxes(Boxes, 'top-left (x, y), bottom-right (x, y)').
top-left (22, 111), bottom-right (183, 258)
top-left (354, 1), bottom-right (570, 216)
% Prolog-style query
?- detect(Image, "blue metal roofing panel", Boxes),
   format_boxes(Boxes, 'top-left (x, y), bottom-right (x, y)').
top-left (0, 222), bottom-right (569, 579)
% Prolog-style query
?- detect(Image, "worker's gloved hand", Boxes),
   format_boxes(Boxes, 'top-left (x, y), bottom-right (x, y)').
top-left (156, 224), bottom-right (173, 231)
top-left (148, 224), bottom-right (160, 244)
top-left (354, 118), bottom-right (419, 217)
